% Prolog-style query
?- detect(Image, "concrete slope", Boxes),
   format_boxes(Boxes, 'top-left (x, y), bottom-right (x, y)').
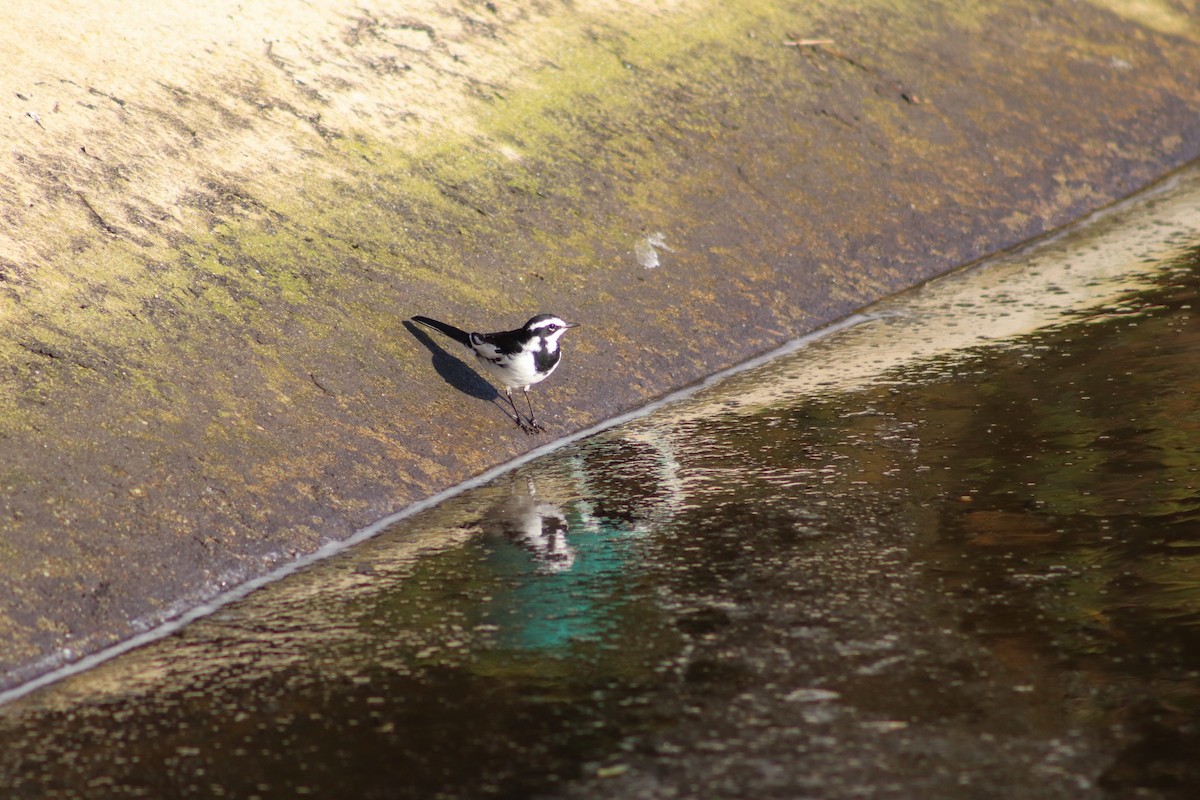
top-left (1, 0), bottom-right (1198, 689)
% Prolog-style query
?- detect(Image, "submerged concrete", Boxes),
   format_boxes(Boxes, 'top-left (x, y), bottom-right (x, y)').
top-left (0, 0), bottom-right (1198, 689)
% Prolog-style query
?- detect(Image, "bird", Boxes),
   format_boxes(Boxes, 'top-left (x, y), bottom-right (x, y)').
top-left (411, 313), bottom-right (579, 433)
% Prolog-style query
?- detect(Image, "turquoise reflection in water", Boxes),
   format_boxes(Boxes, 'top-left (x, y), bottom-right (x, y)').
top-left (477, 502), bottom-right (639, 654)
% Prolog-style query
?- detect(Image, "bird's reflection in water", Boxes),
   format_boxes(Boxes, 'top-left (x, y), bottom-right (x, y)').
top-left (465, 436), bottom-right (685, 655)
top-left (472, 430), bottom-right (686, 580)
top-left (476, 476), bottom-right (575, 573)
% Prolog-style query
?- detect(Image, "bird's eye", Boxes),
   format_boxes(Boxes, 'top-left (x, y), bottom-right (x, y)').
top-left (545, 324), bottom-right (558, 332)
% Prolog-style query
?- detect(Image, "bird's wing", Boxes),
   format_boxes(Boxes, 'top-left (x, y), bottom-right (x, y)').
top-left (474, 331), bottom-right (524, 357)
top-left (470, 335), bottom-right (508, 363)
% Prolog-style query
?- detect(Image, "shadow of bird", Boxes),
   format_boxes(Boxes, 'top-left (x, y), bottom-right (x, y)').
top-left (404, 319), bottom-right (499, 402)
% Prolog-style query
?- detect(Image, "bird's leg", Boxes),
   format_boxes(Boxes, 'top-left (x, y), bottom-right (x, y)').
top-left (523, 386), bottom-right (544, 433)
top-left (504, 388), bottom-right (535, 433)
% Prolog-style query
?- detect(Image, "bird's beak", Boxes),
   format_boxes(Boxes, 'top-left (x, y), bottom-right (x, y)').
top-left (565, 322), bottom-right (581, 329)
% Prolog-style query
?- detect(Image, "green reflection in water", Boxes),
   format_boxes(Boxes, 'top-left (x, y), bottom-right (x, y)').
top-left (928, 259), bottom-right (1200, 795)
top-left (906, 251), bottom-right (1200, 658)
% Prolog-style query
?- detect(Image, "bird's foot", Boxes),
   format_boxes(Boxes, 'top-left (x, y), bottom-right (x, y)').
top-left (515, 416), bottom-right (544, 435)
top-left (505, 411), bottom-right (539, 434)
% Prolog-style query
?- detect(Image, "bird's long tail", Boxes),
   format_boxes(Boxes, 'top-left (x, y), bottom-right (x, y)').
top-left (412, 315), bottom-right (472, 346)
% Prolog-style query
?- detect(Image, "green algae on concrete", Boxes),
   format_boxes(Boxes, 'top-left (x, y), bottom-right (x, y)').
top-left (0, 0), bottom-right (1199, 691)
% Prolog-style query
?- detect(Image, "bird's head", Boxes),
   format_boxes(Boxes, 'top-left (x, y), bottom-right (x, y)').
top-left (524, 314), bottom-right (580, 343)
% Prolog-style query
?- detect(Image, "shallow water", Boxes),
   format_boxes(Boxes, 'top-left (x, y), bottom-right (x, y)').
top-left (4, 167), bottom-right (1200, 798)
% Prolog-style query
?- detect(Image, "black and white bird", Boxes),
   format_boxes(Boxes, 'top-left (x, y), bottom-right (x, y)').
top-left (412, 313), bottom-right (579, 433)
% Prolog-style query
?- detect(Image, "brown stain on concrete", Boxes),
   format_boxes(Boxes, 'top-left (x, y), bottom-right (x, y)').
top-left (0, 0), bottom-right (1199, 688)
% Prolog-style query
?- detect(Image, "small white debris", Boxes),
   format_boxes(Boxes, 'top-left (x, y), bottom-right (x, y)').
top-left (634, 232), bottom-right (673, 269)
top-left (784, 687), bottom-right (841, 703)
